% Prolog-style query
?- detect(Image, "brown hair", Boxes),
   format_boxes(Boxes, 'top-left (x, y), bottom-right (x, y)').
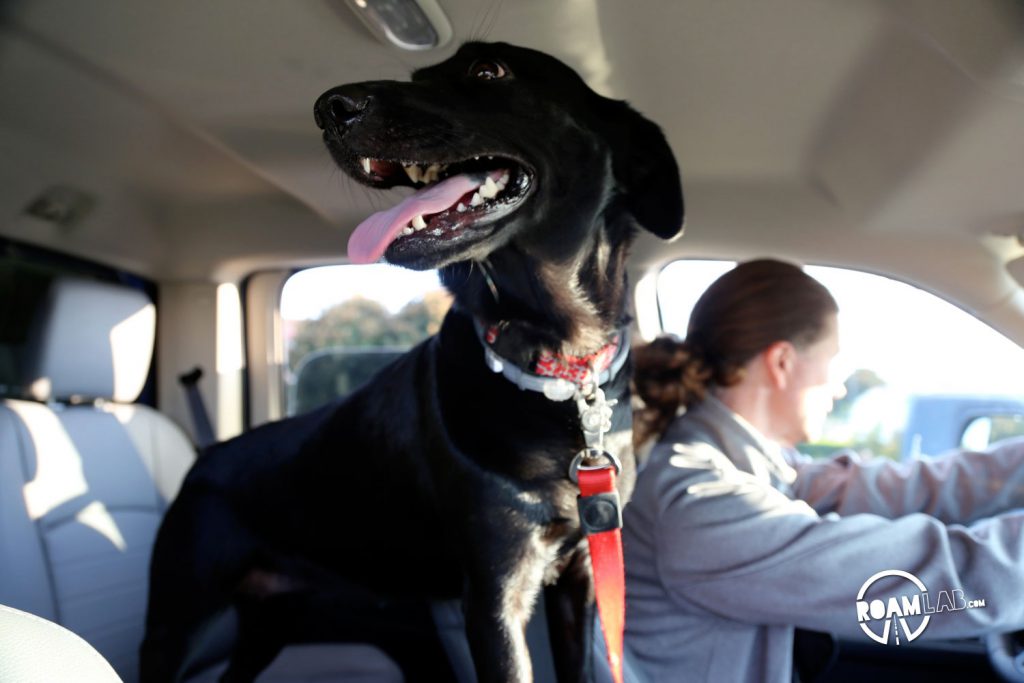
top-left (632, 259), bottom-right (838, 446)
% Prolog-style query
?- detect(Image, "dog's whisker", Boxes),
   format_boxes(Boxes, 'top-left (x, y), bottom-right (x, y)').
top-left (339, 179), bottom-right (358, 225)
top-left (468, 4), bottom-right (485, 42)
top-left (370, 56), bottom-right (414, 79)
top-left (479, 0), bottom-right (503, 42)
top-left (468, 0), bottom-right (501, 43)
top-left (365, 187), bottom-right (384, 212)
top-left (326, 163), bottom-right (353, 203)
top-left (479, 258), bottom-right (501, 303)
top-left (345, 178), bottom-right (360, 215)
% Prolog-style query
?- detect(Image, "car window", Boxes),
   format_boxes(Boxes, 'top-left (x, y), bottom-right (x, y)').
top-left (656, 260), bottom-right (1024, 459)
top-left (280, 263), bottom-right (452, 416)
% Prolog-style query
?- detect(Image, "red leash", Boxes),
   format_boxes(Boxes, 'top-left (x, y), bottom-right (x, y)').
top-left (575, 458), bottom-right (625, 683)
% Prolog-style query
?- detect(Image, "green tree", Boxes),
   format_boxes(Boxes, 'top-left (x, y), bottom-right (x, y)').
top-left (288, 291), bottom-right (453, 371)
top-left (287, 291), bottom-right (454, 414)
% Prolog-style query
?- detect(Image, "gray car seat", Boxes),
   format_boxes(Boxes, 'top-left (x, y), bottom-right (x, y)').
top-left (0, 277), bottom-right (194, 680)
top-left (0, 277), bottom-right (404, 682)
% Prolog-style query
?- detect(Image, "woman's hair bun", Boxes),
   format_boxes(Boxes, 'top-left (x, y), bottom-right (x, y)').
top-left (632, 335), bottom-right (713, 447)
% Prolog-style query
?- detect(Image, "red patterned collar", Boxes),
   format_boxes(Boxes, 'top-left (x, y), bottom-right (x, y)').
top-left (481, 323), bottom-right (627, 392)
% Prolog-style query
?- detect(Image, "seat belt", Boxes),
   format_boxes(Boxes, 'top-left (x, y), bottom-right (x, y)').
top-left (178, 367), bottom-right (217, 449)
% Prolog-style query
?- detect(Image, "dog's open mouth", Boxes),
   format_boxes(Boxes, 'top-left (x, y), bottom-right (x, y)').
top-left (346, 155), bottom-right (533, 264)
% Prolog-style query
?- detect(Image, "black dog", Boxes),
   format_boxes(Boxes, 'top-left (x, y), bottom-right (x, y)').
top-left (141, 42), bottom-right (683, 683)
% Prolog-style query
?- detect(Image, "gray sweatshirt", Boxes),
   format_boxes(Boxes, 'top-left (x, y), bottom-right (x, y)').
top-left (621, 395), bottom-right (1024, 682)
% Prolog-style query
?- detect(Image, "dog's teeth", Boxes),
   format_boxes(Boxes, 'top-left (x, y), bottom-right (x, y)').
top-left (361, 158), bottom-right (372, 174)
top-left (479, 177), bottom-right (498, 199)
top-left (457, 202), bottom-right (467, 212)
top-left (401, 226), bottom-right (414, 236)
top-left (500, 172), bottom-right (510, 185)
top-left (405, 165), bottom-right (422, 183)
top-left (412, 214), bottom-right (427, 230)
top-left (470, 192), bottom-right (484, 207)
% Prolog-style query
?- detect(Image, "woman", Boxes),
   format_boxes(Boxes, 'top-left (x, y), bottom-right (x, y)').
top-left (623, 259), bottom-right (1024, 682)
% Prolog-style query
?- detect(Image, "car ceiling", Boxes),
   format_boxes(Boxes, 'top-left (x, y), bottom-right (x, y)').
top-left (3, 0), bottom-right (1024, 340)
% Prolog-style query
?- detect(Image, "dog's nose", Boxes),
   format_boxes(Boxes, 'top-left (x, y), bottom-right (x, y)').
top-left (314, 89), bottom-right (372, 133)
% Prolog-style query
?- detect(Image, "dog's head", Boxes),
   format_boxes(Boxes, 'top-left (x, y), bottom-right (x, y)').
top-left (315, 42), bottom-right (683, 272)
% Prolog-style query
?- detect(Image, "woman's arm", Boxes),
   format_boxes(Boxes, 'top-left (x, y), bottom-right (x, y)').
top-left (786, 436), bottom-right (1024, 523)
top-left (636, 446), bottom-right (1024, 639)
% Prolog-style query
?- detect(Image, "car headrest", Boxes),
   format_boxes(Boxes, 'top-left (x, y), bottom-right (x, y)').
top-left (22, 277), bottom-right (155, 403)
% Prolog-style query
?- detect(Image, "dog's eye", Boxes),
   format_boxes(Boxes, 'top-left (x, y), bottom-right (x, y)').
top-left (468, 60), bottom-right (508, 81)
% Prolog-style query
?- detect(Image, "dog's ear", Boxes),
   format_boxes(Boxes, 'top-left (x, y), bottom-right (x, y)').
top-left (592, 98), bottom-right (685, 240)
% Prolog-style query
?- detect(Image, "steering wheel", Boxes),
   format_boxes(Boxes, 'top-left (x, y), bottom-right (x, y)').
top-left (988, 631), bottom-right (1024, 681)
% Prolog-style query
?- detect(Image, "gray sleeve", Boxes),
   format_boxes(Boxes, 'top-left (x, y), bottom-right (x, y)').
top-left (650, 456), bottom-right (1024, 639)
top-left (787, 436), bottom-right (1024, 523)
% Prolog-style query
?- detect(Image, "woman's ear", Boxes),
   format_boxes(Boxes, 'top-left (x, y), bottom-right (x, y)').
top-left (763, 341), bottom-right (796, 390)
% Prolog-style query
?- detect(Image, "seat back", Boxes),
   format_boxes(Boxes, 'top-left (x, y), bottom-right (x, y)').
top-left (0, 277), bottom-right (194, 683)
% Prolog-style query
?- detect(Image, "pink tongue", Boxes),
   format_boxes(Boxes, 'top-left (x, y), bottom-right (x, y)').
top-left (347, 173), bottom-right (483, 264)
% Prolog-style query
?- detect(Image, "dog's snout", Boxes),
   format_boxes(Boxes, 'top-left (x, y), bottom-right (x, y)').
top-left (314, 90), bottom-right (372, 133)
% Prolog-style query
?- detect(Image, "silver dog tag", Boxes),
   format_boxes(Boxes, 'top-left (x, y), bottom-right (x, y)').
top-left (542, 378), bottom-right (577, 401)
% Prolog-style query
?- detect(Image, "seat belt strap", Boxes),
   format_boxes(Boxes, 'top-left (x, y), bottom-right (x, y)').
top-left (178, 367), bottom-right (217, 449)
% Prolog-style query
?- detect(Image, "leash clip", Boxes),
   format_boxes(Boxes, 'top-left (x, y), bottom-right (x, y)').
top-left (576, 385), bottom-right (617, 449)
top-left (568, 447), bottom-right (622, 484)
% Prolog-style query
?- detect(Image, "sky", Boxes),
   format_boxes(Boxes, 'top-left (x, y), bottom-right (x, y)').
top-left (281, 259), bottom-right (1024, 398)
top-left (283, 263), bottom-right (443, 317)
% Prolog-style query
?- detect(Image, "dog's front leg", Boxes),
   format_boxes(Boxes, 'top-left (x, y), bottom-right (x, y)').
top-left (463, 586), bottom-right (532, 682)
top-left (544, 551), bottom-right (595, 683)
top-left (463, 538), bottom-right (547, 683)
